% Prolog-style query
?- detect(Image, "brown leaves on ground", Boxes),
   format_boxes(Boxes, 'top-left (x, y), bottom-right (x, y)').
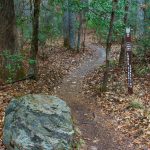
top-left (83, 45), bottom-right (150, 150)
top-left (0, 43), bottom-right (92, 149)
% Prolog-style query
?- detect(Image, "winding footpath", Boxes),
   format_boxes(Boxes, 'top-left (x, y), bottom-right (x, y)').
top-left (53, 44), bottom-right (129, 150)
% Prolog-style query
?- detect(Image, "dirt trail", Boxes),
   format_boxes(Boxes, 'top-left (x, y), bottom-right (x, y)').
top-left (53, 44), bottom-right (127, 150)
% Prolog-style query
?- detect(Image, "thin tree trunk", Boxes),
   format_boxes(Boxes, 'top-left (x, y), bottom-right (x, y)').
top-left (143, 0), bottom-right (149, 36)
top-left (69, 11), bottom-right (76, 50)
top-left (82, 23), bottom-right (87, 52)
top-left (81, 0), bottom-right (88, 52)
top-left (119, 0), bottom-right (129, 66)
top-left (28, 0), bottom-right (41, 79)
top-left (101, 0), bottom-right (118, 92)
top-left (77, 13), bottom-right (82, 52)
top-left (63, 0), bottom-right (70, 48)
top-left (63, 0), bottom-right (76, 50)
top-left (143, 0), bottom-right (149, 60)
top-left (136, 0), bottom-right (145, 38)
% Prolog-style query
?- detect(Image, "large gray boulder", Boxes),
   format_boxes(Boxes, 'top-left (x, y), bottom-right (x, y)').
top-left (3, 94), bottom-right (74, 150)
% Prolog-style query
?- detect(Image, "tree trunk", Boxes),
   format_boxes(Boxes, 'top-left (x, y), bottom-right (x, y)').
top-left (144, 0), bottom-right (149, 36)
top-left (136, 0), bottom-right (145, 38)
top-left (81, 0), bottom-right (88, 51)
top-left (68, 11), bottom-right (76, 50)
top-left (63, 0), bottom-right (70, 48)
top-left (28, 0), bottom-right (41, 79)
top-left (101, 0), bottom-right (118, 92)
top-left (143, 0), bottom-right (150, 60)
top-left (0, 0), bottom-right (19, 81)
top-left (77, 13), bottom-right (82, 52)
top-left (63, 0), bottom-right (76, 50)
top-left (0, 0), bottom-right (17, 53)
top-left (119, 0), bottom-right (129, 66)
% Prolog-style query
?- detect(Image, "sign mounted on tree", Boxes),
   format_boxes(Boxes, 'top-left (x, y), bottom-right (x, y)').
top-left (125, 28), bottom-right (133, 94)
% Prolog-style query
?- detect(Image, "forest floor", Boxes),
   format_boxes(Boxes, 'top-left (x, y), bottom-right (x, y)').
top-left (83, 45), bottom-right (150, 150)
top-left (0, 37), bottom-right (149, 149)
top-left (0, 40), bottom-right (92, 149)
top-left (52, 43), bottom-right (134, 150)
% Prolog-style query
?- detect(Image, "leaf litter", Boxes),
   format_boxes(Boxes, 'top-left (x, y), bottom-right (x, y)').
top-left (0, 41), bottom-right (149, 149)
top-left (83, 45), bottom-right (150, 150)
top-left (0, 42), bottom-right (92, 149)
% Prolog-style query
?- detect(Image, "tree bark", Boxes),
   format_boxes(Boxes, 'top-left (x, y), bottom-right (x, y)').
top-left (63, 0), bottom-right (76, 50)
top-left (119, 0), bottom-right (129, 66)
top-left (69, 11), bottom-right (76, 50)
top-left (136, 0), bottom-right (145, 38)
top-left (0, 0), bottom-right (17, 53)
top-left (28, 0), bottom-right (41, 79)
top-left (77, 13), bottom-right (82, 52)
top-left (143, 0), bottom-right (150, 60)
top-left (144, 0), bottom-right (149, 36)
top-left (0, 0), bottom-right (19, 81)
top-left (101, 0), bottom-right (118, 92)
top-left (63, 0), bottom-right (70, 48)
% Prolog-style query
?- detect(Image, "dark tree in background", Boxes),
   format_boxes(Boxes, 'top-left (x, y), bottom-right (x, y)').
top-left (119, 0), bottom-right (129, 66)
top-left (77, 0), bottom-right (89, 52)
top-left (136, 0), bottom-right (145, 38)
top-left (63, 0), bottom-right (76, 50)
top-left (63, 0), bottom-right (70, 48)
top-left (28, 0), bottom-right (41, 79)
top-left (101, 0), bottom-right (119, 92)
top-left (142, 0), bottom-right (150, 60)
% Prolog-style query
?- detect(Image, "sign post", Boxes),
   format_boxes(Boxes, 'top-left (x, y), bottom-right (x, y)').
top-left (125, 28), bottom-right (133, 94)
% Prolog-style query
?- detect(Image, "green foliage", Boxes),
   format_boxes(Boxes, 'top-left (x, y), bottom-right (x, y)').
top-left (135, 65), bottom-right (150, 76)
top-left (128, 0), bottom-right (137, 30)
top-left (16, 14), bottom-right (32, 41)
top-left (0, 51), bottom-right (24, 83)
top-left (134, 0), bottom-right (150, 61)
top-left (129, 100), bottom-right (144, 109)
top-left (136, 37), bottom-right (150, 59)
top-left (72, 138), bottom-right (85, 149)
top-left (109, 60), bottom-right (118, 68)
top-left (39, 0), bottom-right (63, 44)
top-left (28, 59), bottom-right (36, 65)
top-left (86, 0), bottom-right (125, 42)
top-left (13, 0), bottom-right (150, 70)
top-left (15, 0), bottom-right (63, 45)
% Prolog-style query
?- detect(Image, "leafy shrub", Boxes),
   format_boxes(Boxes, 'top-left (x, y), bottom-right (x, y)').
top-left (0, 51), bottom-right (24, 83)
top-left (135, 65), bottom-right (150, 76)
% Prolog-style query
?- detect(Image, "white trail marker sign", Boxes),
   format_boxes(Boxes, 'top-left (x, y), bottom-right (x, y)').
top-left (125, 28), bottom-right (133, 94)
